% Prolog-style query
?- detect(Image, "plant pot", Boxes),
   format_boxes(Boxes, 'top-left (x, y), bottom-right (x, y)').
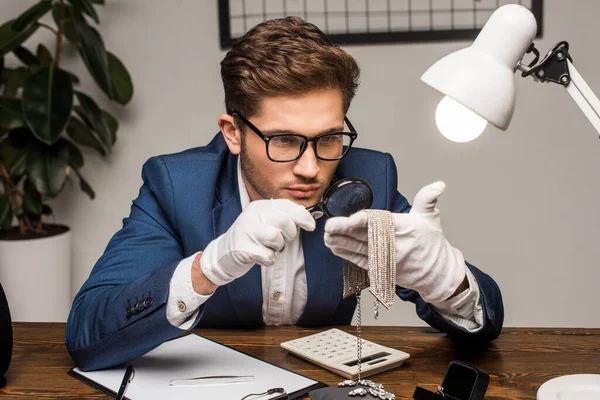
top-left (0, 225), bottom-right (71, 322)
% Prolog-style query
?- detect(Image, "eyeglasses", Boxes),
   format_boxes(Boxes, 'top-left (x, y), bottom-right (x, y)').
top-left (232, 112), bottom-right (358, 162)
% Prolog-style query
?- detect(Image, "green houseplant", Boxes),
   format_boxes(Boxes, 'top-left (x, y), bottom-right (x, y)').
top-left (0, 0), bottom-right (133, 239)
top-left (0, 0), bottom-right (133, 322)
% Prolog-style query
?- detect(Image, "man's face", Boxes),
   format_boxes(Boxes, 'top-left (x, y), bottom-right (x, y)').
top-left (239, 89), bottom-right (344, 207)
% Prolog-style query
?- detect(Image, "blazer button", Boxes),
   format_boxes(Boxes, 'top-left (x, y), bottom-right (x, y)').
top-left (136, 302), bottom-right (145, 312)
top-left (177, 301), bottom-right (186, 312)
top-left (131, 306), bottom-right (140, 315)
top-left (126, 309), bottom-right (132, 319)
top-left (144, 298), bottom-right (153, 308)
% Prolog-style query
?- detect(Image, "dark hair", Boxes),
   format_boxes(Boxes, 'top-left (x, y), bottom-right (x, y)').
top-left (221, 16), bottom-right (360, 118)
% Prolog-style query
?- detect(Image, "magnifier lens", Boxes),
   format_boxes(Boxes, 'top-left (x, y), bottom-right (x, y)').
top-left (325, 181), bottom-right (373, 217)
top-left (306, 178), bottom-right (373, 219)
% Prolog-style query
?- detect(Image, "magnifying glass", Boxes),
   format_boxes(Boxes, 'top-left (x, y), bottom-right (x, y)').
top-left (306, 178), bottom-right (374, 219)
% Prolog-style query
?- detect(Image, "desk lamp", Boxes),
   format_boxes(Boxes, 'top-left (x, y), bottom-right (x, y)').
top-left (420, 4), bottom-right (600, 143)
top-left (421, 5), bottom-right (600, 397)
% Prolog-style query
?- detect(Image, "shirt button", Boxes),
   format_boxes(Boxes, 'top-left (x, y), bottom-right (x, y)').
top-left (272, 291), bottom-right (281, 301)
top-left (177, 301), bottom-right (187, 312)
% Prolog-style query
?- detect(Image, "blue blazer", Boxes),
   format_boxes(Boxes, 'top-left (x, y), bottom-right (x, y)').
top-left (65, 134), bottom-right (504, 371)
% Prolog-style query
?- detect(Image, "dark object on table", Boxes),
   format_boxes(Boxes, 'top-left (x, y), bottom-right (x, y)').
top-left (413, 361), bottom-right (489, 400)
top-left (0, 281), bottom-right (12, 388)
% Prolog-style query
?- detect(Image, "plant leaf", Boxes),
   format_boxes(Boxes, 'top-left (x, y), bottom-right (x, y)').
top-left (74, 91), bottom-right (111, 149)
top-left (62, 138), bottom-right (84, 168)
top-left (73, 168), bottom-right (95, 199)
top-left (0, 144), bottom-right (27, 177)
top-left (0, 98), bottom-right (25, 131)
top-left (41, 204), bottom-right (52, 215)
top-left (0, 20), bottom-right (39, 55)
top-left (27, 141), bottom-right (70, 198)
top-left (66, 115), bottom-right (106, 156)
top-left (6, 127), bottom-right (33, 149)
top-left (0, 98), bottom-right (24, 141)
top-left (22, 190), bottom-right (42, 215)
top-left (0, 56), bottom-right (5, 95)
top-left (107, 52), bottom-right (133, 105)
top-left (3, 67), bottom-right (31, 98)
top-left (67, 0), bottom-right (99, 24)
top-left (52, 3), bottom-right (80, 45)
top-left (75, 21), bottom-right (113, 98)
top-left (36, 44), bottom-right (53, 66)
top-left (22, 64), bottom-right (74, 145)
top-left (67, 71), bottom-right (80, 85)
top-left (0, 194), bottom-right (10, 227)
top-left (13, 46), bottom-right (38, 66)
top-left (12, 1), bottom-right (52, 32)
top-left (101, 109), bottom-right (118, 144)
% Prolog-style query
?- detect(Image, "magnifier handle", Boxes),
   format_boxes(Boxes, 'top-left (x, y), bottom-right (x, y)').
top-left (306, 204), bottom-right (324, 220)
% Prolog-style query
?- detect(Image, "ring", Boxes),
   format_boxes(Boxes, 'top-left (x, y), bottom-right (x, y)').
top-left (436, 386), bottom-right (446, 398)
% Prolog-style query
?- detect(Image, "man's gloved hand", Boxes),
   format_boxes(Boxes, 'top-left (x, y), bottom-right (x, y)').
top-left (201, 199), bottom-right (316, 286)
top-left (324, 181), bottom-right (467, 304)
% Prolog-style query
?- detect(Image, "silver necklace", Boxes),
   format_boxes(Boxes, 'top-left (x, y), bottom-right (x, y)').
top-left (339, 210), bottom-right (397, 399)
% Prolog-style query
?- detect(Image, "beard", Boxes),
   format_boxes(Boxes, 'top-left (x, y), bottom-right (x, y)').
top-left (239, 134), bottom-right (334, 207)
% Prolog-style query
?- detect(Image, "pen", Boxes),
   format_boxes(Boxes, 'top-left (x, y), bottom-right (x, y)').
top-left (240, 387), bottom-right (287, 400)
top-left (115, 365), bottom-right (135, 400)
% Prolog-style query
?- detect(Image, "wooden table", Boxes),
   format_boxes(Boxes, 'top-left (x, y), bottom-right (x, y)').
top-left (2, 323), bottom-right (600, 399)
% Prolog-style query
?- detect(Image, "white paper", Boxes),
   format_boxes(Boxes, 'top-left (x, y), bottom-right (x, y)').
top-left (72, 334), bottom-right (320, 400)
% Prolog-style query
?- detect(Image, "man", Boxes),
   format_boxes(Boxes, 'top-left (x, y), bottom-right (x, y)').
top-left (66, 17), bottom-right (503, 371)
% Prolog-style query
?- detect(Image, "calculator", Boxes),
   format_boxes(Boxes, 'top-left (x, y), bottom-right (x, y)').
top-left (280, 328), bottom-right (410, 380)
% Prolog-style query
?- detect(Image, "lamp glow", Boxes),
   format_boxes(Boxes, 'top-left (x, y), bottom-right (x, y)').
top-left (435, 96), bottom-right (488, 142)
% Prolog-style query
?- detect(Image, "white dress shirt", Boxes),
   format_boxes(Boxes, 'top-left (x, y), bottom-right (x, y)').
top-left (166, 159), bottom-right (483, 331)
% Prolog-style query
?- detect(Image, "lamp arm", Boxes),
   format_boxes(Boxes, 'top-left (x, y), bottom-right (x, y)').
top-left (517, 41), bottom-right (600, 139)
top-left (565, 60), bottom-right (600, 138)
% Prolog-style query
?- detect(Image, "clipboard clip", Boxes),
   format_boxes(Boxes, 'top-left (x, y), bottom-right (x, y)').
top-left (169, 375), bottom-right (255, 387)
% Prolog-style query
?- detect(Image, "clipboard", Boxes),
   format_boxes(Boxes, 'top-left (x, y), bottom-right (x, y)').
top-left (69, 333), bottom-right (326, 400)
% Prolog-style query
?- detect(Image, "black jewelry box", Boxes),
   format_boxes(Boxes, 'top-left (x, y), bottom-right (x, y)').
top-left (413, 361), bottom-right (489, 400)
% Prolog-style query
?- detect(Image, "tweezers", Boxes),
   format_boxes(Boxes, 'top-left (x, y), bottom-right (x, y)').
top-left (169, 375), bottom-right (255, 386)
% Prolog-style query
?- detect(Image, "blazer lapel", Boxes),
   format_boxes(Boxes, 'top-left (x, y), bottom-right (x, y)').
top-left (212, 154), bottom-right (263, 328)
top-left (295, 216), bottom-right (343, 326)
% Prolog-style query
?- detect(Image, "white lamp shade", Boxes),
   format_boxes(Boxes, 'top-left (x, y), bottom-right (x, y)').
top-left (421, 4), bottom-right (538, 130)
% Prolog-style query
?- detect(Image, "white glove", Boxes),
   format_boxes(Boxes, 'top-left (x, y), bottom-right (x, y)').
top-left (324, 181), bottom-right (467, 304)
top-left (200, 199), bottom-right (316, 286)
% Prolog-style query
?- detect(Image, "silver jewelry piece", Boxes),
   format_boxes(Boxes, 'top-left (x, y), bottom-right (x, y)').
top-left (339, 210), bottom-right (397, 399)
top-left (348, 387), bottom-right (368, 396)
top-left (357, 379), bottom-right (384, 390)
top-left (368, 387), bottom-right (391, 399)
top-left (338, 380), bottom-right (357, 387)
top-left (342, 210), bottom-right (396, 308)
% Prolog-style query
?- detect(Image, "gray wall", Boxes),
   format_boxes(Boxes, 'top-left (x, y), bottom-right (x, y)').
top-left (3, 0), bottom-right (599, 327)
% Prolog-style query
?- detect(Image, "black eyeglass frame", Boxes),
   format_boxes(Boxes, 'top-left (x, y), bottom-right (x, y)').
top-left (232, 111), bottom-right (358, 163)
